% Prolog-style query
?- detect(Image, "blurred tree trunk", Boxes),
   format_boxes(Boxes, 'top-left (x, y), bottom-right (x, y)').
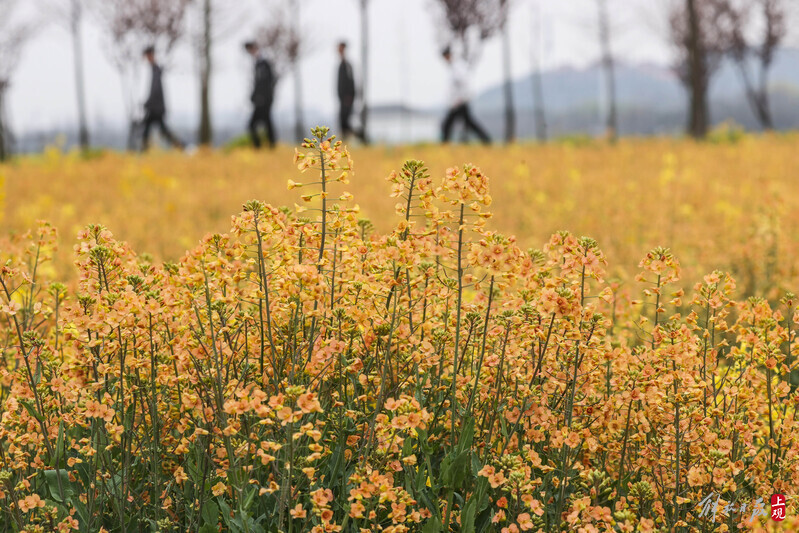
top-left (70, 0), bottom-right (90, 150)
top-left (292, 3), bottom-right (304, 142)
top-left (531, 3), bottom-right (547, 142)
top-left (293, 65), bottom-right (304, 142)
top-left (500, 0), bottom-right (515, 143)
top-left (532, 68), bottom-right (546, 142)
top-left (0, 81), bottom-right (8, 161)
top-left (596, 0), bottom-right (617, 141)
top-left (735, 51), bottom-right (774, 130)
top-left (751, 62), bottom-right (774, 130)
top-left (198, 0), bottom-right (212, 145)
top-left (686, 0), bottom-right (709, 138)
top-left (359, 0), bottom-right (369, 143)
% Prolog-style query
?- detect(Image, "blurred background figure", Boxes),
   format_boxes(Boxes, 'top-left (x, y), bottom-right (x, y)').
top-left (141, 46), bottom-right (184, 151)
top-left (244, 40), bottom-right (276, 149)
top-left (440, 46), bottom-right (490, 144)
top-left (337, 41), bottom-right (365, 142)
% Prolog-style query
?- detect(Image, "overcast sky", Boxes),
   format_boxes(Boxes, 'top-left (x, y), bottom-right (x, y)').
top-left (6, 0), bottom-right (671, 135)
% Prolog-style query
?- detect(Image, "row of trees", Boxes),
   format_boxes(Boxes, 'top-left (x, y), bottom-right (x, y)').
top-left (0, 0), bottom-right (794, 158)
top-left (442, 0), bottom-right (791, 143)
top-left (675, 0), bottom-right (789, 137)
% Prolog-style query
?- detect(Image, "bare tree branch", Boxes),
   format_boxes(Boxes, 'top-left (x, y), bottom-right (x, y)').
top-left (716, 0), bottom-right (788, 129)
top-left (256, 3), bottom-right (305, 80)
top-left (92, 0), bottom-right (192, 73)
top-left (431, 0), bottom-right (506, 64)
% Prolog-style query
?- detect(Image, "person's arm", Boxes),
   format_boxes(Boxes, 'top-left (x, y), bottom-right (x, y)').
top-left (145, 65), bottom-right (155, 109)
top-left (337, 62), bottom-right (346, 101)
top-left (453, 61), bottom-right (469, 105)
top-left (264, 60), bottom-right (275, 100)
top-left (347, 64), bottom-right (356, 99)
top-left (252, 61), bottom-right (262, 103)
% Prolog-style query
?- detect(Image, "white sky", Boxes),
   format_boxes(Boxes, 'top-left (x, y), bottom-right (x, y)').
top-left (6, 0), bottom-right (672, 134)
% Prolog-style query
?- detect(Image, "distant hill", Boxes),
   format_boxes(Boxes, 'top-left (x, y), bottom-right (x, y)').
top-left (471, 47), bottom-right (799, 137)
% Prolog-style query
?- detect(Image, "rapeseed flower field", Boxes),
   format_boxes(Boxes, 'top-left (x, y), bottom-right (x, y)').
top-left (0, 131), bottom-right (797, 531)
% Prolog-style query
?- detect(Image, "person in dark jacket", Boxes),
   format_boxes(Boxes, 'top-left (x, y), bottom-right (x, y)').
top-left (244, 41), bottom-right (276, 149)
top-left (141, 46), bottom-right (184, 151)
top-left (337, 41), bottom-right (365, 142)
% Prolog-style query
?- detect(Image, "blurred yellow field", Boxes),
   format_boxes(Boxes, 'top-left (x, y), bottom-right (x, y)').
top-left (2, 135), bottom-right (797, 293)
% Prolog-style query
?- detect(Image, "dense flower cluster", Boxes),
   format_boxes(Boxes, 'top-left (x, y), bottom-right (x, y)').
top-left (1, 128), bottom-right (798, 532)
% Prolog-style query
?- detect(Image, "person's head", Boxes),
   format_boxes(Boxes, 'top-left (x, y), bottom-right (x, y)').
top-left (143, 45), bottom-right (155, 64)
top-left (338, 41), bottom-right (347, 58)
top-left (441, 46), bottom-right (452, 62)
top-left (244, 41), bottom-right (258, 57)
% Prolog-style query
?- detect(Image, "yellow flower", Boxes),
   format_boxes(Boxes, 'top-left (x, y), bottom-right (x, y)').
top-left (211, 482), bottom-right (227, 497)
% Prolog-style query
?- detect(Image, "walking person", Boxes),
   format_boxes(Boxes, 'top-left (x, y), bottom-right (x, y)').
top-left (244, 40), bottom-right (276, 149)
top-left (440, 46), bottom-right (490, 144)
top-left (141, 46), bottom-right (184, 151)
top-left (337, 41), bottom-right (365, 142)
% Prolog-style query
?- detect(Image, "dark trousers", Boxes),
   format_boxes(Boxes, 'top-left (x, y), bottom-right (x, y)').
top-left (441, 103), bottom-right (491, 144)
top-left (142, 111), bottom-right (183, 150)
top-left (249, 105), bottom-right (275, 148)
top-left (339, 100), bottom-right (364, 141)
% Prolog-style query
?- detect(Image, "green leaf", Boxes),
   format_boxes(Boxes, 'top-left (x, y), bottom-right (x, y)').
top-left (422, 516), bottom-right (444, 533)
top-left (475, 477), bottom-right (490, 513)
top-left (44, 469), bottom-right (71, 503)
top-left (52, 422), bottom-right (65, 468)
top-left (471, 452), bottom-right (482, 476)
top-left (20, 400), bottom-right (44, 423)
top-left (417, 429), bottom-right (433, 454)
top-left (202, 500), bottom-right (219, 526)
top-left (328, 441), bottom-right (345, 481)
top-left (414, 462), bottom-right (430, 492)
top-left (461, 496), bottom-right (477, 533)
top-left (218, 499), bottom-right (233, 528)
top-left (441, 448), bottom-right (471, 489)
top-left (71, 499), bottom-right (89, 531)
top-left (402, 438), bottom-right (413, 458)
top-left (456, 417), bottom-right (475, 453)
top-left (242, 487), bottom-right (257, 512)
top-left (462, 477), bottom-right (489, 533)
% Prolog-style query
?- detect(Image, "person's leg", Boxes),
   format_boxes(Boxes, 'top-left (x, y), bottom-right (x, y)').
top-left (441, 105), bottom-right (463, 143)
top-left (249, 108), bottom-right (262, 148)
top-left (353, 106), bottom-right (367, 143)
top-left (157, 117), bottom-right (184, 149)
top-left (340, 101), bottom-right (353, 138)
top-left (141, 113), bottom-right (154, 151)
top-left (462, 104), bottom-right (491, 144)
top-left (264, 105), bottom-right (276, 149)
